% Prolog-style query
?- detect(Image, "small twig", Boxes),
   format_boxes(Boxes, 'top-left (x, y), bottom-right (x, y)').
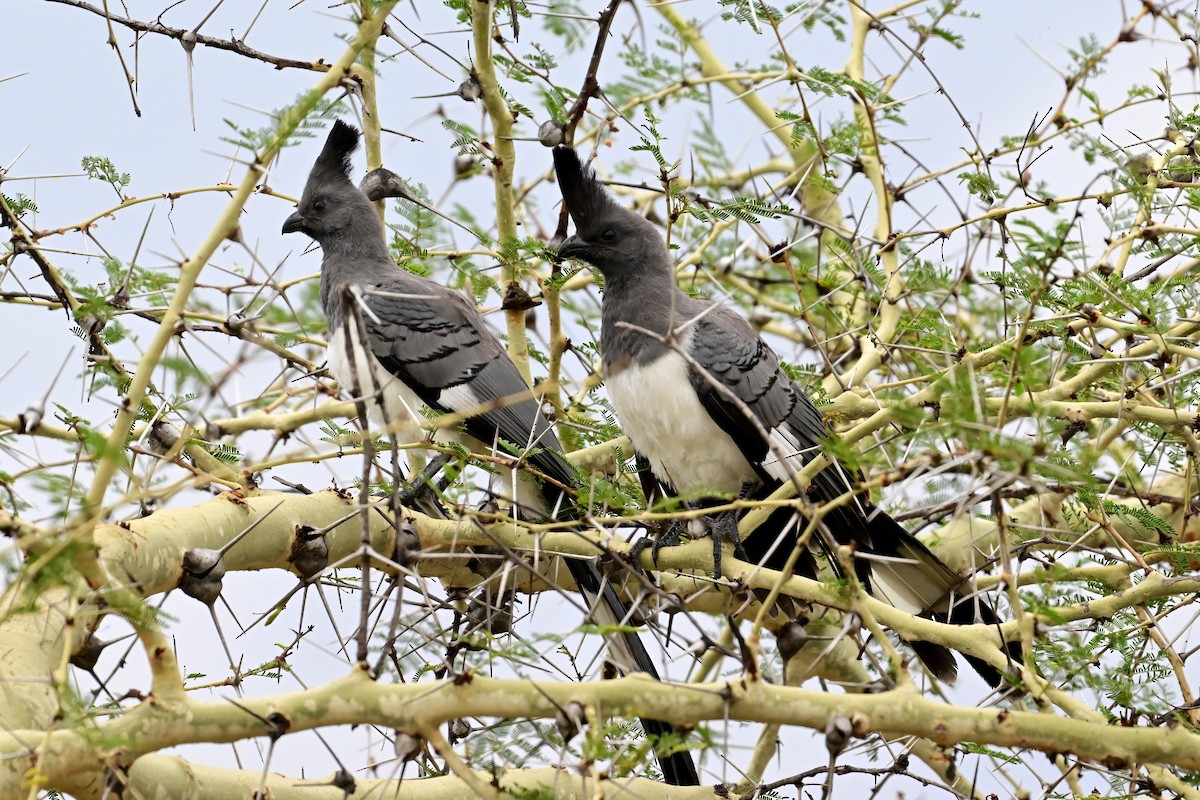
top-left (561, 0), bottom-right (622, 147)
top-left (45, 0), bottom-right (329, 71)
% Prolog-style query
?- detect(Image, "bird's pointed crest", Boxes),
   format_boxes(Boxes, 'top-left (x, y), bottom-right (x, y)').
top-left (553, 146), bottom-right (618, 228)
top-left (311, 119), bottom-right (360, 185)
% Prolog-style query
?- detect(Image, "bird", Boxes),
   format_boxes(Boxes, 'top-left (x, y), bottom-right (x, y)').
top-left (552, 144), bottom-right (1017, 687)
top-left (282, 120), bottom-right (699, 785)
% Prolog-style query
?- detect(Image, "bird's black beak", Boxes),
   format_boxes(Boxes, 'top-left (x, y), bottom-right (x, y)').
top-left (282, 210), bottom-right (307, 235)
top-left (557, 234), bottom-right (590, 260)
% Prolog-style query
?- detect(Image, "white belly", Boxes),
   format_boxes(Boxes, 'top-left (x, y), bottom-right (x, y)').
top-left (605, 350), bottom-right (756, 496)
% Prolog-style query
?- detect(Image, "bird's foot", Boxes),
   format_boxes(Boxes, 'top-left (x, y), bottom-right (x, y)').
top-left (629, 519), bottom-right (687, 572)
top-left (655, 519), bottom-right (688, 564)
top-left (709, 510), bottom-right (743, 577)
top-left (708, 480), bottom-right (757, 575)
top-left (628, 535), bottom-right (652, 574)
top-left (398, 454), bottom-right (451, 509)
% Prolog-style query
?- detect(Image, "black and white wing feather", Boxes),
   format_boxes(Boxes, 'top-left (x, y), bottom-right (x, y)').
top-left (686, 306), bottom-right (872, 556)
top-left (356, 275), bottom-right (575, 495)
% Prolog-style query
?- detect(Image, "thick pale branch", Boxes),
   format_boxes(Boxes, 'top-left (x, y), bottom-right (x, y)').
top-left (2, 477), bottom-right (1194, 793)
top-left (14, 669), bottom-right (1200, 795)
top-left (52, 756), bottom-right (722, 800)
top-left (470, 0), bottom-right (530, 384)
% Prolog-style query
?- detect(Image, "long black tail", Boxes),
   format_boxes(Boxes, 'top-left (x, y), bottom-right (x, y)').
top-left (528, 452), bottom-right (699, 785)
top-left (690, 474), bottom-right (1017, 688)
top-left (864, 509), bottom-right (1021, 687)
top-left (561, 557), bottom-right (700, 785)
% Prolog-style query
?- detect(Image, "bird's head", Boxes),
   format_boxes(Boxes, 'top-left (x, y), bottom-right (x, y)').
top-left (282, 119), bottom-right (376, 246)
top-left (552, 146), bottom-right (667, 280)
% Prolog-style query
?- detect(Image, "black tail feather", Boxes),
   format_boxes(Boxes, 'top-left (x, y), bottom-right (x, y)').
top-left (741, 502), bottom-right (822, 579)
top-left (934, 592), bottom-right (1023, 688)
top-left (562, 557), bottom-right (700, 786)
top-left (540, 478), bottom-right (700, 786)
top-left (865, 509), bottom-right (1019, 687)
top-left (908, 640), bottom-right (960, 684)
top-left (738, 495), bottom-right (1018, 687)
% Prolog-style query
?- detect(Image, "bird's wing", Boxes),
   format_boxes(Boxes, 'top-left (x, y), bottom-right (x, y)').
top-left (686, 306), bottom-right (857, 501)
top-left (694, 307), bottom-right (975, 598)
top-left (683, 307), bottom-right (857, 566)
top-left (350, 275), bottom-right (575, 492)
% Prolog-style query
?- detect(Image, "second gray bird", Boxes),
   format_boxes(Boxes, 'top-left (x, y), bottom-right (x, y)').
top-left (553, 145), bottom-right (1017, 686)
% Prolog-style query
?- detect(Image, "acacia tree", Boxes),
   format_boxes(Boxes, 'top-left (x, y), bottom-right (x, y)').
top-left (4, 1), bottom-right (1200, 798)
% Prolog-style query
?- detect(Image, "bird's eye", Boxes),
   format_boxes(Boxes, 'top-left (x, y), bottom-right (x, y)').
top-left (313, 199), bottom-right (326, 212)
top-left (601, 229), bottom-right (616, 242)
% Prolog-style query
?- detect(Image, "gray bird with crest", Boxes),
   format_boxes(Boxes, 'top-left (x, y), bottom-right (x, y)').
top-left (283, 120), bottom-right (699, 785)
top-left (553, 145), bottom-right (1018, 687)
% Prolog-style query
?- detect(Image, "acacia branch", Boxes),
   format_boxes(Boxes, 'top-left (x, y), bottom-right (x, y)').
top-left (43, 0), bottom-right (331, 72)
top-left (12, 668), bottom-right (1200, 795)
top-left (470, 0), bottom-right (530, 384)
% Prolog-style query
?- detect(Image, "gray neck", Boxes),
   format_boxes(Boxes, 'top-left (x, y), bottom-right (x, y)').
top-left (601, 265), bottom-right (691, 372)
top-left (318, 217), bottom-right (394, 329)
top-left (322, 212), bottom-right (393, 262)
